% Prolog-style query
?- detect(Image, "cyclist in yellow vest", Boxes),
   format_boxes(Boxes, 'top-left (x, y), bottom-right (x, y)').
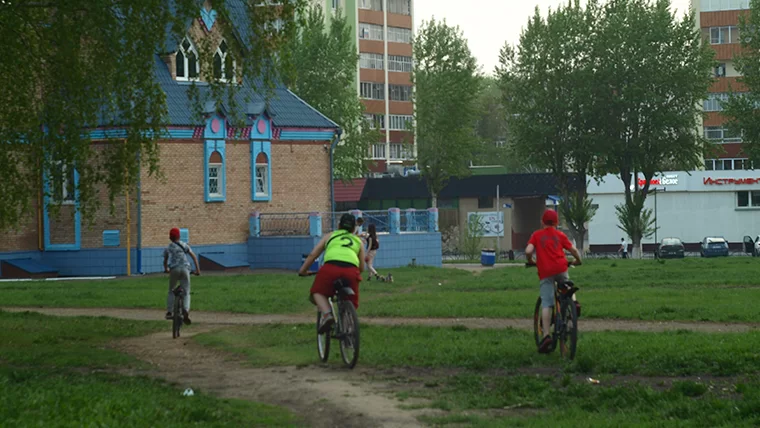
top-left (299, 214), bottom-right (366, 333)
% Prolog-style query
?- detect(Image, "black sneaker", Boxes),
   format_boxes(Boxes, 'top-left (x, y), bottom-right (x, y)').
top-left (165, 312), bottom-right (172, 320)
top-left (318, 312), bottom-right (334, 334)
top-left (538, 335), bottom-right (553, 354)
top-left (182, 311), bottom-right (192, 325)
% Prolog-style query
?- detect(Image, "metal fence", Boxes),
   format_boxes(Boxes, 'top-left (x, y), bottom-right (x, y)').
top-left (259, 213), bottom-right (311, 236)
top-left (400, 210), bottom-right (429, 232)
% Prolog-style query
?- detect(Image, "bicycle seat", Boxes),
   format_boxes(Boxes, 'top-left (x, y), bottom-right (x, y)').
top-left (333, 278), bottom-right (355, 296)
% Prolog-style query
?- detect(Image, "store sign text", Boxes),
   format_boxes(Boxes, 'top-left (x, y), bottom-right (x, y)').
top-left (703, 177), bottom-right (760, 185)
top-left (637, 174), bottom-right (679, 187)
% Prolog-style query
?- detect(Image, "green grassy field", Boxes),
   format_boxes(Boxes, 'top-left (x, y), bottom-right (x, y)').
top-left (1, 258), bottom-right (759, 322)
top-left (0, 311), bottom-right (298, 427)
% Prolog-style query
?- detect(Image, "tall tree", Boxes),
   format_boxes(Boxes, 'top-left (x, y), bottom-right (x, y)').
top-left (723, 0), bottom-right (760, 163)
top-left (593, 0), bottom-right (714, 257)
top-left (0, 0), bottom-right (307, 231)
top-left (284, 5), bottom-right (379, 180)
top-left (497, 1), bottom-right (600, 251)
top-left (412, 19), bottom-right (482, 207)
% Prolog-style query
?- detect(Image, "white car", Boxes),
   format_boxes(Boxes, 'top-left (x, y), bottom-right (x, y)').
top-left (742, 235), bottom-right (760, 257)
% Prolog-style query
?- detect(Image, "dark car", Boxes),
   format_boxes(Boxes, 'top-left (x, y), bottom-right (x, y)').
top-left (657, 237), bottom-right (685, 259)
top-left (700, 237), bottom-right (729, 258)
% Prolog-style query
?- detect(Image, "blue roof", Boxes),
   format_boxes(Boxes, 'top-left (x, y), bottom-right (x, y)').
top-left (155, 1), bottom-right (337, 129)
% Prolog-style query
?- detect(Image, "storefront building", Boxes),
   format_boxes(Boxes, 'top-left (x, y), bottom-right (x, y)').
top-left (588, 170), bottom-right (760, 251)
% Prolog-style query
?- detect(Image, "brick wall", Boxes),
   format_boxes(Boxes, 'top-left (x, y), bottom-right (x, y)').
top-left (140, 139), bottom-right (330, 247)
top-left (0, 197), bottom-right (39, 252)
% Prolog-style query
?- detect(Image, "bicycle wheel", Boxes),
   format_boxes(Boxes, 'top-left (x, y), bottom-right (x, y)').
top-left (172, 295), bottom-right (182, 339)
top-left (558, 297), bottom-right (578, 360)
top-left (338, 301), bottom-right (360, 369)
top-left (316, 310), bottom-right (331, 362)
top-left (532, 296), bottom-right (543, 346)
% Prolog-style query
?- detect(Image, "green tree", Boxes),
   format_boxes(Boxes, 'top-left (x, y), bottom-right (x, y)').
top-left (412, 19), bottom-right (482, 207)
top-left (593, 0), bottom-right (714, 257)
top-left (284, 5), bottom-right (379, 180)
top-left (0, 0), bottom-right (306, 231)
top-left (723, 0), bottom-right (760, 163)
top-left (497, 1), bottom-right (599, 250)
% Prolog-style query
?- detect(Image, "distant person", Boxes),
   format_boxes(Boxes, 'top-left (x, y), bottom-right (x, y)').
top-left (525, 210), bottom-right (583, 354)
top-left (299, 214), bottom-right (365, 333)
top-left (619, 238), bottom-right (628, 259)
top-left (365, 224), bottom-right (392, 282)
top-left (163, 228), bottom-right (200, 324)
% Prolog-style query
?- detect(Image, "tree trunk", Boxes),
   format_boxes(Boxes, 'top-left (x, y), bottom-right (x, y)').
top-left (431, 194), bottom-right (438, 208)
top-left (572, 228), bottom-right (586, 255)
top-left (631, 237), bottom-right (643, 259)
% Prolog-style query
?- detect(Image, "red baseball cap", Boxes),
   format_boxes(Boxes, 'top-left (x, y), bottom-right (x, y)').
top-left (169, 228), bottom-right (180, 241)
top-left (542, 209), bottom-right (558, 226)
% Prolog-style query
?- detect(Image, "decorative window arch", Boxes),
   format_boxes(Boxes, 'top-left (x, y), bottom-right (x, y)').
top-left (251, 140), bottom-right (272, 202)
top-left (204, 115), bottom-right (226, 202)
top-left (177, 37), bottom-right (199, 81)
top-left (213, 39), bottom-right (236, 82)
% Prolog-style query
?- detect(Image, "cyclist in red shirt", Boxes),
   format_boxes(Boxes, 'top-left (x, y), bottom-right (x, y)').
top-left (526, 209), bottom-right (583, 353)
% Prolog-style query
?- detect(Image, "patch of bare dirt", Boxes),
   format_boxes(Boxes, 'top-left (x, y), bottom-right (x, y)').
top-left (112, 328), bottom-right (428, 428)
top-left (4, 307), bottom-right (758, 333)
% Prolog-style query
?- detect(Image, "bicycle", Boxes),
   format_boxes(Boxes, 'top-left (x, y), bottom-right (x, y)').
top-left (167, 271), bottom-right (199, 339)
top-left (526, 261), bottom-right (580, 360)
top-left (303, 273), bottom-right (361, 369)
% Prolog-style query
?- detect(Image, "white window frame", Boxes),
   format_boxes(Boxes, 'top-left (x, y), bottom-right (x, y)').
top-left (358, 0), bottom-right (383, 11)
top-left (701, 0), bottom-right (750, 12)
top-left (371, 143), bottom-right (386, 159)
top-left (389, 84), bottom-right (412, 101)
top-left (704, 93), bottom-right (730, 112)
top-left (709, 26), bottom-right (739, 45)
top-left (332, 0), bottom-right (339, 10)
top-left (360, 82), bottom-right (384, 100)
top-left (387, 0), bottom-right (410, 15)
top-left (705, 158), bottom-right (753, 171)
top-left (389, 114), bottom-right (413, 130)
top-left (737, 190), bottom-right (760, 208)
top-left (208, 163), bottom-right (223, 197)
top-left (52, 162), bottom-right (76, 205)
top-left (213, 39), bottom-right (236, 83)
top-left (176, 37), bottom-right (200, 82)
top-left (388, 55), bottom-right (412, 72)
top-left (389, 143), bottom-right (413, 160)
top-left (255, 162), bottom-right (269, 198)
top-left (364, 113), bottom-right (385, 130)
top-left (359, 23), bottom-right (384, 41)
top-left (704, 126), bottom-right (742, 143)
top-left (388, 26), bottom-right (412, 44)
top-left (360, 53), bottom-right (384, 70)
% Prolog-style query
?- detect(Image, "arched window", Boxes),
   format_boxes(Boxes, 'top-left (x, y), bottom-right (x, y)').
top-left (208, 151), bottom-right (223, 197)
top-left (213, 40), bottom-right (236, 82)
top-left (255, 152), bottom-right (269, 198)
top-left (176, 38), bottom-right (199, 81)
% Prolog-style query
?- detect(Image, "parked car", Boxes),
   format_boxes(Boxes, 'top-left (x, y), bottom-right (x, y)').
top-left (700, 237), bottom-right (729, 258)
top-left (742, 235), bottom-right (760, 257)
top-left (657, 237), bottom-right (685, 259)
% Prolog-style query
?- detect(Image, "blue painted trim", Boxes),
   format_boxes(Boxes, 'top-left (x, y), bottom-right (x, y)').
top-left (251, 141), bottom-right (272, 202)
top-left (204, 114), bottom-right (226, 203)
top-left (103, 230), bottom-right (121, 247)
top-left (179, 228), bottom-right (190, 243)
top-left (166, 129), bottom-right (195, 139)
top-left (251, 114), bottom-right (273, 140)
top-left (87, 129), bottom-right (195, 140)
top-left (201, 7), bottom-right (217, 30)
top-left (279, 131), bottom-right (335, 141)
top-left (42, 167), bottom-right (82, 251)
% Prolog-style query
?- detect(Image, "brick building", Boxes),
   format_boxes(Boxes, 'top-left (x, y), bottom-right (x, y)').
top-left (0, 2), bottom-right (339, 277)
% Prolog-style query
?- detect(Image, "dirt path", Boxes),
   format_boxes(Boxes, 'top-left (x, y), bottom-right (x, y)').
top-left (113, 327), bottom-right (427, 428)
top-left (3, 306), bottom-right (758, 333)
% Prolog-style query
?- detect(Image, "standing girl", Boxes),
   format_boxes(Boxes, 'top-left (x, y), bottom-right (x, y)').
top-left (365, 224), bottom-right (390, 282)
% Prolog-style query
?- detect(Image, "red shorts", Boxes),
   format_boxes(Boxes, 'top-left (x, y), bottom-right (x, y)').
top-left (310, 262), bottom-right (362, 309)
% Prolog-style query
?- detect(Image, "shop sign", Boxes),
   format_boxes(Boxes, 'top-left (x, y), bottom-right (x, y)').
top-left (636, 174), bottom-right (679, 188)
top-left (703, 177), bottom-right (760, 185)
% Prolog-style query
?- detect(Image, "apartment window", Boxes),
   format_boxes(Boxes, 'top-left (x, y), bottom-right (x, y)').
top-left (737, 191), bottom-right (760, 208)
top-left (360, 82), bottom-right (385, 100)
top-left (389, 114), bottom-right (413, 130)
top-left (706, 26), bottom-right (740, 44)
top-left (704, 126), bottom-right (741, 143)
top-left (388, 55), bottom-right (412, 72)
top-left (371, 143), bottom-right (386, 159)
top-left (389, 85), bottom-right (412, 101)
top-left (51, 163), bottom-right (76, 204)
top-left (251, 142), bottom-right (272, 202)
top-left (705, 158), bottom-right (753, 171)
top-left (704, 93), bottom-right (730, 112)
top-left (701, 0), bottom-right (750, 12)
top-left (364, 113), bottom-right (385, 130)
top-left (387, 0), bottom-right (411, 15)
top-left (715, 63), bottom-right (727, 77)
top-left (359, 23), bottom-right (383, 41)
top-left (388, 26), bottom-right (412, 43)
top-left (358, 0), bottom-right (382, 11)
top-left (478, 196), bottom-right (494, 209)
top-left (332, 0), bottom-right (338, 10)
top-left (389, 143), bottom-right (412, 160)
top-left (360, 52), bottom-right (384, 70)
top-left (213, 40), bottom-right (236, 82)
top-left (176, 38), bottom-right (199, 81)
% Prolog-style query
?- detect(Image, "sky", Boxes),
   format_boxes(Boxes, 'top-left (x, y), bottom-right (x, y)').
top-left (414, 0), bottom-right (692, 75)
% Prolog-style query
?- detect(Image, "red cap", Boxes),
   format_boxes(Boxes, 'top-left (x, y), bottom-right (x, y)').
top-left (542, 209), bottom-right (558, 226)
top-left (169, 228), bottom-right (180, 241)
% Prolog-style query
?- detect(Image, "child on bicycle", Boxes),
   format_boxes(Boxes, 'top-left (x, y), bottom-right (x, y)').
top-left (299, 214), bottom-right (365, 334)
top-left (163, 228), bottom-right (201, 324)
top-left (525, 210), bottom-right (582, 353)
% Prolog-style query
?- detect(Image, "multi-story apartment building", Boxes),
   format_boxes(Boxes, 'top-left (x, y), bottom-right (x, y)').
top-left (694, 0), bottom-right (752, 171)
top-left (314, 0), bottom-right (416, 175)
